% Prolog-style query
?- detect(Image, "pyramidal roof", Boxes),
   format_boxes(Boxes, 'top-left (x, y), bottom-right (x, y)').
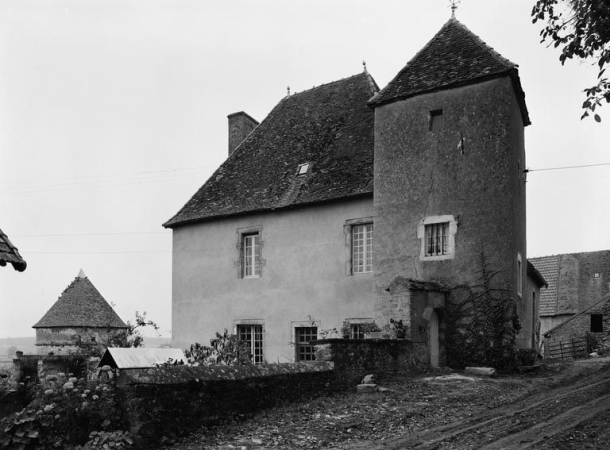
top-left (33, 271), bottom-right (128, 329)
top-left (369, 17), bottom-right (530, 126)
top-left (164, 71), bottom-right (378, 228)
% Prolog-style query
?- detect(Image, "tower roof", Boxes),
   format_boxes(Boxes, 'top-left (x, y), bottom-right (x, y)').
top-left (164, 71), bottom-right (378, 228)
top-left (369, 17), bottom-right (530, 126)
top-left (33, 272), bottom-right (128, 329)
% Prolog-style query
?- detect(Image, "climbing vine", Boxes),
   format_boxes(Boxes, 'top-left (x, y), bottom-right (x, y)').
top-left (445, 242), bottom-right (521, 371)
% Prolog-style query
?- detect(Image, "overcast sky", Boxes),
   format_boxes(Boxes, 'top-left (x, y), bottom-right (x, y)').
top-left (1, 0), bottom-right (609, 339)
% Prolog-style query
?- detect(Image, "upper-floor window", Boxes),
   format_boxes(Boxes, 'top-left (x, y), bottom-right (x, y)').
top-left (429, 109), bottom-right (444, 132)
top-left (243, 233), bottom-right (260, 278)
top-left (352, 223), bottom-right (374, 274)
top-left (236, 225), bottom-right (264, 279)
top-left (425, 222), bottom-right (449, 257)
top-left (417, 215), bottom-right (457, 261)
top-left (344, 217), bottom-right (374, 276)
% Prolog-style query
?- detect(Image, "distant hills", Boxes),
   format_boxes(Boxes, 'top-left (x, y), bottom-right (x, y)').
top-left (0, 336), bottom-right (173, 360)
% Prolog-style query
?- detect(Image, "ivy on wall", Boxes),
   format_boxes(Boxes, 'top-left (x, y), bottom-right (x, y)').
top-left (445, 242), bottom-right (521, 371)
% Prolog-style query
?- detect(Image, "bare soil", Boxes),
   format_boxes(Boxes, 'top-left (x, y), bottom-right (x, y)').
top-left (161, 359), bottom-right (610, 450)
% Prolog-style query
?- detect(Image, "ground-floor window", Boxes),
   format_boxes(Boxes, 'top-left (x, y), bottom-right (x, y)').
top-left (295, 326), bottom-right (317, 361)
top-left (237, 324), bottom-right (264, 364)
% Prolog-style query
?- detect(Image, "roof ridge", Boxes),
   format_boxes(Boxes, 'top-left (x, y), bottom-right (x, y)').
top-left (530, 249), bottom-right (610, 259)
top-left (287, 72), bottom-right (370, 99)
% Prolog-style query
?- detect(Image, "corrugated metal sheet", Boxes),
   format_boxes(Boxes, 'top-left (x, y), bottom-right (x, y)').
top-left (98, 348), bottom-right (186, 369)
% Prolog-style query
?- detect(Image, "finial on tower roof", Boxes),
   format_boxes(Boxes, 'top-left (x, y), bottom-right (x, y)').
top-left (77, 269), bottom-right (87, 278)
top-left (363, 60), bottom-right (368, 73)
top-left (287, 86), bottom-right (290, 98)
top-left (449, 0), bottom-right (460, 18)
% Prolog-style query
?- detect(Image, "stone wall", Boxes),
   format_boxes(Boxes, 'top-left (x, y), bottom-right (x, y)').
top-left (315, 339), bottom-right (428, 386)
top-left (116, 362), bottom-right (335, 444)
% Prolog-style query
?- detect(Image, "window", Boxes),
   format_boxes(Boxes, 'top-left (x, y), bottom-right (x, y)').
top-left (417, 215), bottom-right (457, 260)
top-left (243, 233), bottom-right (260, 277)
top-left (591, 314), bottom-right (603, 333)
top-left (298, 162), bottom-right (310, 175)
top-left (295, 327), bottom-right (317, 361)
top-left (236, 226), bottom-right (263, 278)
top-left (350, 324), bottom-right (365, 340)
top-left (425, 222), bottom-right (449, 257)
top-left (594, 272), bottom-right (601, 279)
top-left (352, 223), bottom-right (373, 274)
top-left (344, 217), bottom-right (374, 276)
top-left (429, 109), bottom-right (444, 131)
top-left (517, 253), bottom-right (523, 297)
top-left (237, 324), bottom-right (264, 364)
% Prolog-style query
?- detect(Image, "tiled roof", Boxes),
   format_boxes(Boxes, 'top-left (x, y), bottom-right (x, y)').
top-left (164, 72), bottom-right (378, 228)
top-left (368, 18), bottom-right (530, 126)
top-left (33, 272), bottom-right (128, 329)
top-left (0, 228), bottom-right (26, 272)
top-left (530, 255), bottom-right (560, 317)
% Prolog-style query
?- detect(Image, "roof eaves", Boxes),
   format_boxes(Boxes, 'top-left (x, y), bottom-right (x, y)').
top-left (164, 191), bottom-right (374, 229)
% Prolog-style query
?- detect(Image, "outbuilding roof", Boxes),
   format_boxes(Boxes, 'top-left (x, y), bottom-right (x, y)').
top-left (98, 348), bottom-right (186, 369)
top-left (33, 270), bottom-right (128, 329)
top-left (0, 228), bottom-right (26, 272)
top-left (164, 72), bottom-right (378, 228)
top-left (530, 255), bottom-right (560, 316)
top-left (368, 17), bottom-right (530, 126)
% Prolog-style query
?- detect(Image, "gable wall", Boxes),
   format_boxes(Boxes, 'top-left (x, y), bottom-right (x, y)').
top-left (373, 76), bottom-right (529, 346)
top-left (171, 197), bottom-right (374, 363)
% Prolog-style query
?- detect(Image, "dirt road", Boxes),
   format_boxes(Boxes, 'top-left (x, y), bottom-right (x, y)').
top-left (347, 360), bottom-right (610, 450)
top-left (164, 360), bottom-right (610, 449)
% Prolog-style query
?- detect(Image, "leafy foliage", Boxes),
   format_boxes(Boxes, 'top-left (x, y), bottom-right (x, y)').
top-left (107, 311), bottom-right (160, 349)
top-left (0, 372), bottom-right (130, 449)
top-left (532, 0), bottom-right (610, 120)
top-left (184, 329), bottom-right (252, 366)
top-left (445, 242), bottom-right (520, 371)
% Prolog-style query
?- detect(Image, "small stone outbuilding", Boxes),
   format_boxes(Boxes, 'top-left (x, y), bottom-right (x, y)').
top-left (32, 270), bottom-right (128, 355)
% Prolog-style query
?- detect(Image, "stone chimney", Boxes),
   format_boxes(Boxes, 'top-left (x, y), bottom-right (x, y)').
top-left (228, 112), bottom-right (259, 156)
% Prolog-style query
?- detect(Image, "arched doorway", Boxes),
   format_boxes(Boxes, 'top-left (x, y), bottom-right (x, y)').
top-left (429, 310), bottom-right (439, 367)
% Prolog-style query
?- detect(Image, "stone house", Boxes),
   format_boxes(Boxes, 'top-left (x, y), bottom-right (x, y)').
top-left (0, 228), bottom-right (26, 271)
top-left (164, 17), bottom-right (543, 365)
top-left (32, 270), bottom-right (128, 355)
top-left (531, 250), bottom-right (610, 343)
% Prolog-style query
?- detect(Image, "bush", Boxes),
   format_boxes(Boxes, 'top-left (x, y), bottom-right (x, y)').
top-left (517, 348), bottom-right (538, 366)
top-left (0, 371), bottom-right (130, 449)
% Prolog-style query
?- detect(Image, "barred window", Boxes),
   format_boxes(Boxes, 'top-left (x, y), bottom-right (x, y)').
top-left (352, 224), bottom-right (373, 274)
top-left (425, 222), bottom-right (449, 257)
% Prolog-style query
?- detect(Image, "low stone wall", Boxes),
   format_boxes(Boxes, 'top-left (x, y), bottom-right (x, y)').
top-left (12, 354), bottom-right (86, 383)
top-left (116, 362), bottom-right (334, 444)
top-left (315, 339), bottom-right (428, 386)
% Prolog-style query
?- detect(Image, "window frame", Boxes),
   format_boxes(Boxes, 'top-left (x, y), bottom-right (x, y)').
top-left (235, 320), bottom-right (265, 364)
top-left (291, 320), bottom-right (319, 362)
top-left (417, 215), bottom-right (458, 261)
top-left (344, 217), bottom-right (374, 276)
top-left (235, 225), bottom-right (264, 279)
top-left (517, 252), bottom-right (523, 298)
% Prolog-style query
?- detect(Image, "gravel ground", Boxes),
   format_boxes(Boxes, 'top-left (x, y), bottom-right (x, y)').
top-left (159, 362), bottom-right (596, 450)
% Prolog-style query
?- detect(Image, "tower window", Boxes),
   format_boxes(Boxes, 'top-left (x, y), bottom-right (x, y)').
top-left (429, 109), bottom-right (444, 132)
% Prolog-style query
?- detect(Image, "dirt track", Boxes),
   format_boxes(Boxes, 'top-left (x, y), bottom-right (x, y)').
top-left (346, 361), bottom-right (610, 450)
top-left (164, 360), bottom-right (610, 449)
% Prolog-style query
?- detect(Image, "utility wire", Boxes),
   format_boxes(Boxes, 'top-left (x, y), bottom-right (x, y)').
top-left (526, 162), bottom-right (610, 172)
top-left (14, 231), bottom-right (169, 238)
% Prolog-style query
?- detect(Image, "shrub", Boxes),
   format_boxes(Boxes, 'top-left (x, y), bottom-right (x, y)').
top-left (184, 329), bottom-right (252, 366)
top-left (0, 371), bottom-right (129, 449)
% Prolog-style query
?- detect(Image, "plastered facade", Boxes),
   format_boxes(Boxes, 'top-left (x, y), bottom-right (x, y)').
top-left (171, 197), bottom-right (375, 363)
